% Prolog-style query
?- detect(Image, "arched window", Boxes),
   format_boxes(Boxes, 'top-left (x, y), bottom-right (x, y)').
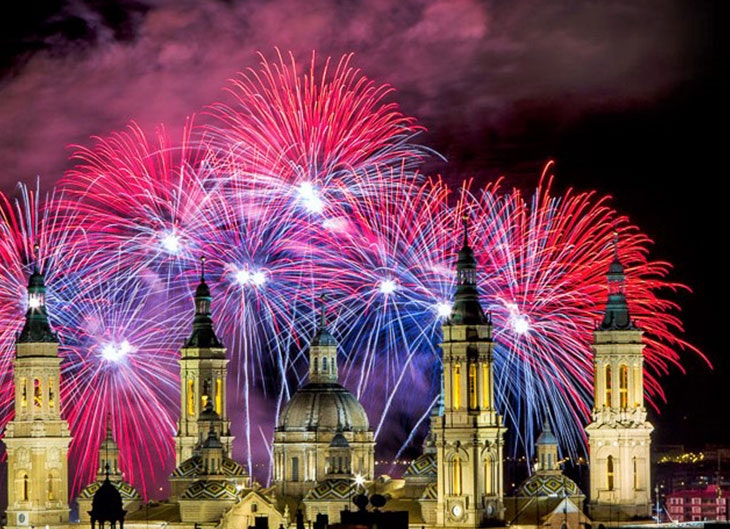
top-left (47, 472), bottom-right (55, 501)
top-left (21, 473), bottom-right (29, 501)
top-left (21, 377), bottom-right (27, 407)
top-left (322, 357), bottom-right (328, 373)
top-left (291, 457), bottom-right (299, 481)
top-left (33, 378), bottom-right (42, 408)
top-left (468, 362), bottom-right (477, 409)
top-left (313, 358), bottom-right (318, 373)
top-left (604, 365), bottom-right (612, 407)
top-left (481, 364), bottom-right (490, 408)
top-left (187, 379), bottom-right (195, 416)
top-left (619, 365), bottom-right (629, 409)
top-left (215, 378), bottom-right (222, 414)
top-left (607, 455), bottom-right (614, 491)
top-left (453, 364), bottom-right (461, 409)
top-left (633, 456), bottom-right (638, 490)
top-left (452, 457), bottom-right (462, 496)
top-left (484, 454), bottom-right (493, 494)
top-left (48, 378), bottom-right (55, 408)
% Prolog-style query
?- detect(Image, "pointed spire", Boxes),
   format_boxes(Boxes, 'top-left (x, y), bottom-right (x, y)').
top-left (448, 215), bottom-right (488, 325)
top-left (599, 232), bottom-right (635, 330)
top-left (185, 255), bottom-right (223, 348)
top-left (18, 242), bottom-right (57, 343)
top-left (309, 293), bottom-right (338, 384)
top-left (311, 293), bottom-right (336, 347)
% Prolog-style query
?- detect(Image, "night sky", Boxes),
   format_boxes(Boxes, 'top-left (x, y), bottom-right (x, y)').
top-left (0, 0), bottom-right (726, 452)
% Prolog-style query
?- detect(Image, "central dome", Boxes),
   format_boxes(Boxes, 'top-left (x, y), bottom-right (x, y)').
top-left (277, 382), bottom-right (369, 431)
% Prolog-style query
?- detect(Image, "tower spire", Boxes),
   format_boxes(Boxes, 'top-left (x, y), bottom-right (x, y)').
top-left (599, 231), bottom-right (634, 330)
top-left (434, 214), bottom-right (505, 526)
top-left (448, 214), bottom-right (488, 325)
top-left (186, 255), bottom-right (223, 347)
top-left (309, 293), bottom-right (338, 383)
top-left (19, 242), bottom-right (57, 343)
top-left (175, 256), bottom-right (230, 466)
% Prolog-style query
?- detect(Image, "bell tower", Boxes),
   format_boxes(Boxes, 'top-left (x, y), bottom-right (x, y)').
top-left (175, 257), bottom-right (231, 465)
top-left (586, 234), bottom-right (653, 521)
top-left (3, 248), bottom-right (71, 528)
top-left (433, 218), bottom-right (506, 527)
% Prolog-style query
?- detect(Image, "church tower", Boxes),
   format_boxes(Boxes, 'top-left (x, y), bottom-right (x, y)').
top-left (432, 218), bottom-right (506, 527)
top-left (175, 257), bottom-right (231, 465)
top-left (3, 249), bottom-right (71, 528)
top-left (586, 234), bottom-right (653, 521)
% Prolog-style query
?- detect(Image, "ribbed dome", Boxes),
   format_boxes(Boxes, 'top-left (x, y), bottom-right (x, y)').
top-left (171, 455), bottom-right (248, 478)
top-left (276, 382), bottom-right (369, 431)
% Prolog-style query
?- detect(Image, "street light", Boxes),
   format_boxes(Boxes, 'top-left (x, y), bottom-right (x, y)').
top-left (350, 473), bottom-right (365, 512)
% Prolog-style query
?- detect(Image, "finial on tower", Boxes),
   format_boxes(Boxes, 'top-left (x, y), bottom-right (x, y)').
top-left (319, 292), bottom-right (327, 328)
top-left (200, 255), bottom-right (206, 282)
top-left (33, 242), bottom-right (40, 273)
top-left (461, 215), bottom-right (469, 248)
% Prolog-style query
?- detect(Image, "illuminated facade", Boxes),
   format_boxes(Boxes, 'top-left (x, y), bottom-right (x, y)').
top-left (432, 219), bottom-right (506, 527)
top-left (3, 261), bottom-right (71, 529)
top-left (585, 236), bottom-right (653, 520)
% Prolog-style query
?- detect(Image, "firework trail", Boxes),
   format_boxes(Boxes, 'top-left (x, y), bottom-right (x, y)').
top-left (56, 117), bottom-right (221, 295)
top-left (55, 273), bottom-right (181, 499)
top-left (192, 171), bottom-right (326, 474)
top-left (308, 171), bottom-right (456, 458)
top-left (205, 48), bottom-right (436, 192)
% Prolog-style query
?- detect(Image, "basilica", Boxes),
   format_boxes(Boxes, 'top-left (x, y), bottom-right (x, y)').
top-left (1, 224), bottom-right (655, 529)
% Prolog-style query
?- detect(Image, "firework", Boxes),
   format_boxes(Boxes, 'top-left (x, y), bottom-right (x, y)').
top-left (55, 273), bottom-right (181, 499)
top-left (0, 50), bottom-right (710, 502)
top-left (56, 117), bottom-right (220, 294)
top-left (205, 48), bottom-right (435, 191)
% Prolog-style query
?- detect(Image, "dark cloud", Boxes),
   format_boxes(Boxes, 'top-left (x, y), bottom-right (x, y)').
top-left (0, 0), bottom-right (715, 190)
